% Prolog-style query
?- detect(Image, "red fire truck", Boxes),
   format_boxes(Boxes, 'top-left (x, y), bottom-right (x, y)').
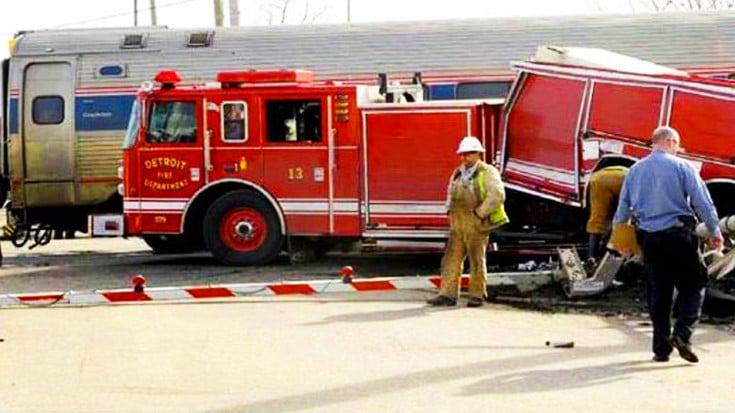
top-left (121, 48), bottom-right (735, 267)
top-left (119, 70), bottom-right (503, 265)
top-left (500, 47), bottom-right (735, 227)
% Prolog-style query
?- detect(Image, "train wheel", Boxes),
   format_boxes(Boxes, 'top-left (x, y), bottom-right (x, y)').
top-left (203, 190), bottom-right (283, 265)
top-left (142, 234), bottom-right (196, 254)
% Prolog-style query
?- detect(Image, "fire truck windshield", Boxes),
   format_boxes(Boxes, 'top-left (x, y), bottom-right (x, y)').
top-left (122, 100), bottom-right (140, 149)
top-left (146, 101), bottom-right (197, 144)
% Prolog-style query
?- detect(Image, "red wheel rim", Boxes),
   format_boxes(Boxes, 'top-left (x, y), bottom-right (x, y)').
top-left (220, 208), bottom-right (268, 252)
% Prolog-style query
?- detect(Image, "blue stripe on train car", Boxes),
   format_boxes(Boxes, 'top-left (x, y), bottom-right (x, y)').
top-left (427, 84), bottom-right (457, 100)
top-left (9, 98), bottom-right (18, 134)
top-left (9, 94), bottom-right (136, 133)
top-left (76, 94), bottom-right (136, 131)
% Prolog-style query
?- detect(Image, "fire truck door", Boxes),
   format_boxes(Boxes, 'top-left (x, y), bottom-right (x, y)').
top-left (262, 96), bottom-right (333, 234)
top-left (502, 74), bottom-right (588, 202)
top-left (135, 98), bottom-right (205, 232)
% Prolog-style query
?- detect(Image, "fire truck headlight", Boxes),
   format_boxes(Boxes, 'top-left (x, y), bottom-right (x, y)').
top-left (117, 165), bottom-right (124, 179)
top-left (117, 184), bottom-right (124, 196)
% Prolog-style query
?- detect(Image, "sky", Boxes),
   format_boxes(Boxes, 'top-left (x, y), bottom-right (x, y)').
top-left (0, 0), bottom-right (721, 58)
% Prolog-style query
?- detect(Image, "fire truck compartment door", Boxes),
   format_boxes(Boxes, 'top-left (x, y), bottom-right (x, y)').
top-left (502, 73), bottom-right (587, 201)
top-left (262, 97), bottom-right (334, 235)
top-left (363, 108), bottom-right (473, 229)
top-left (22, 61), bottom-right (76, 207)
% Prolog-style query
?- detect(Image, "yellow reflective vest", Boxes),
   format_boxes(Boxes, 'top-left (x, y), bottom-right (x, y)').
top-left (475, 166), bottom-right (510, 229)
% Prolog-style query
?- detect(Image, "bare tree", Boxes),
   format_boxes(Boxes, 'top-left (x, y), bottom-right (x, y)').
top-left (642, 0), bottom-right (735, 9)
top-left (590, 0), bottom-right (735, 11)
top-left (264, 0), bottom-right (291, 24)
top-left (261, 0), bottom-right (329, 24)
top-left (300, 1), bottom-right (328, 23)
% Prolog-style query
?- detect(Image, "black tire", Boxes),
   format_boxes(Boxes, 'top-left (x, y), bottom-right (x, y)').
top-left (203, 190), bottom-right (284, 265)
top-left (143, 234), bottom-right (196, 254)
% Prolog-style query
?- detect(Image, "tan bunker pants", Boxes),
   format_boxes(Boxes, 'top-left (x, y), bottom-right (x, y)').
top-left (439, 182), bottom-right (490, 300)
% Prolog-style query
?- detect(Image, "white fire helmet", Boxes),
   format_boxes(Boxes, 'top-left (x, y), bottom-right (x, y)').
top-left (456, 136), bottom-right (485, 154)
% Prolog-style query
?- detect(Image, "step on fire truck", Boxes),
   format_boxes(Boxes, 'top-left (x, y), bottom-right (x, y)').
top-left (116, 69), bottom-right (503, 265)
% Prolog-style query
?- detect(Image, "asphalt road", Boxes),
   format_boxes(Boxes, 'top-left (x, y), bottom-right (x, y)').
top-left (3, 291), bottom-right (735, 413)
top-left (3, 238), bottom-right (735, 413)
top-left (0, 238), bottom-right (446, 294)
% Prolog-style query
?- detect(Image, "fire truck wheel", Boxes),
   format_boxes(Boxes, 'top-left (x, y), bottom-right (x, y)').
top-left (142, 234), bottom-right (196, 254)
top-left (203, 190), bottom-right (283, 265)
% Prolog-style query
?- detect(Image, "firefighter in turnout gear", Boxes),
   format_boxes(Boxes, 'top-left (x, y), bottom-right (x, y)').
top-left (427, 136), bottom-right (509, 307)
top-left (586, 165), bottom-right (630, 263)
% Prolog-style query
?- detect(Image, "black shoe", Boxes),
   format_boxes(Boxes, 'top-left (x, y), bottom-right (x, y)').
top-left (467, 297), bottom-right (484, 308)
top-left (427, 295), bottom-right (457, 307)
top-left (652, 354), bottom-right (670, 362)
top-left (670, 336), bottom-right (699, 363)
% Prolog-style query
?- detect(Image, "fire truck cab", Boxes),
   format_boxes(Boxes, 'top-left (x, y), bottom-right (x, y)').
top-left (120, 69), bottom-right (502, 265)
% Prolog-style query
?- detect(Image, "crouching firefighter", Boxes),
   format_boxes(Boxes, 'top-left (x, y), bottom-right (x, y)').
top-left (586, 165), bottom-right (630, 264)
top-left (427, 136), bottom-right (509, 308)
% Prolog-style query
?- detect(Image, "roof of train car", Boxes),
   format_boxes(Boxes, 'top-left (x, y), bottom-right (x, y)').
top-left (10, 12), bottom-right (735, 80)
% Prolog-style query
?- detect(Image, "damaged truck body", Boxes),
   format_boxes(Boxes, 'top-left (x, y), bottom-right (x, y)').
top-left (502, 47), bottom-right (735, 304)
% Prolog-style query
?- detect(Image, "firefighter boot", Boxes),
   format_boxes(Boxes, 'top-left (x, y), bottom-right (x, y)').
top-left (426, 295), bottom-right (457, 306)
top-left (587, 233), bottom-right (601, 261)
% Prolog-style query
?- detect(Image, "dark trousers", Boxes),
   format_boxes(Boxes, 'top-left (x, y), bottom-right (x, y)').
top-left (637, 226), bottom-right (707, 357)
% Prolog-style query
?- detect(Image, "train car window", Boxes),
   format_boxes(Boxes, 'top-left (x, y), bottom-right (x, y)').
top-left (146, 101), bottom-right (197, 144)
top-left (32, 95), bottom-right (64, 125)
top-left (456, 81), bottom-right (512, 99)
top-left (97, 64), bottom-right (127, 78)
top-left (265, 100), bottom-right (322, 143)
top-left (221, 101), bottom-right (248, 142)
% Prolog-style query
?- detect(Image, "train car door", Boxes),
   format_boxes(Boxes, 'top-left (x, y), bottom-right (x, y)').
top-left (21, 61), bottom-right (76, 207)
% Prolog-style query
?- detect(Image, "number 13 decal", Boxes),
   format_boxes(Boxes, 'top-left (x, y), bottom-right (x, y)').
top-left (288, 167), bottom-right (304, 180)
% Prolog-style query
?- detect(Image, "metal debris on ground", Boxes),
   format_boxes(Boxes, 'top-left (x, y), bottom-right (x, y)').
top-left (545, 341), bottom-right (574, 348)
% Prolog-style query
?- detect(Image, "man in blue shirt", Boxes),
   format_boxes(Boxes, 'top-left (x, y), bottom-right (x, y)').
top-left (613, 126), bottom-right (723, 363)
